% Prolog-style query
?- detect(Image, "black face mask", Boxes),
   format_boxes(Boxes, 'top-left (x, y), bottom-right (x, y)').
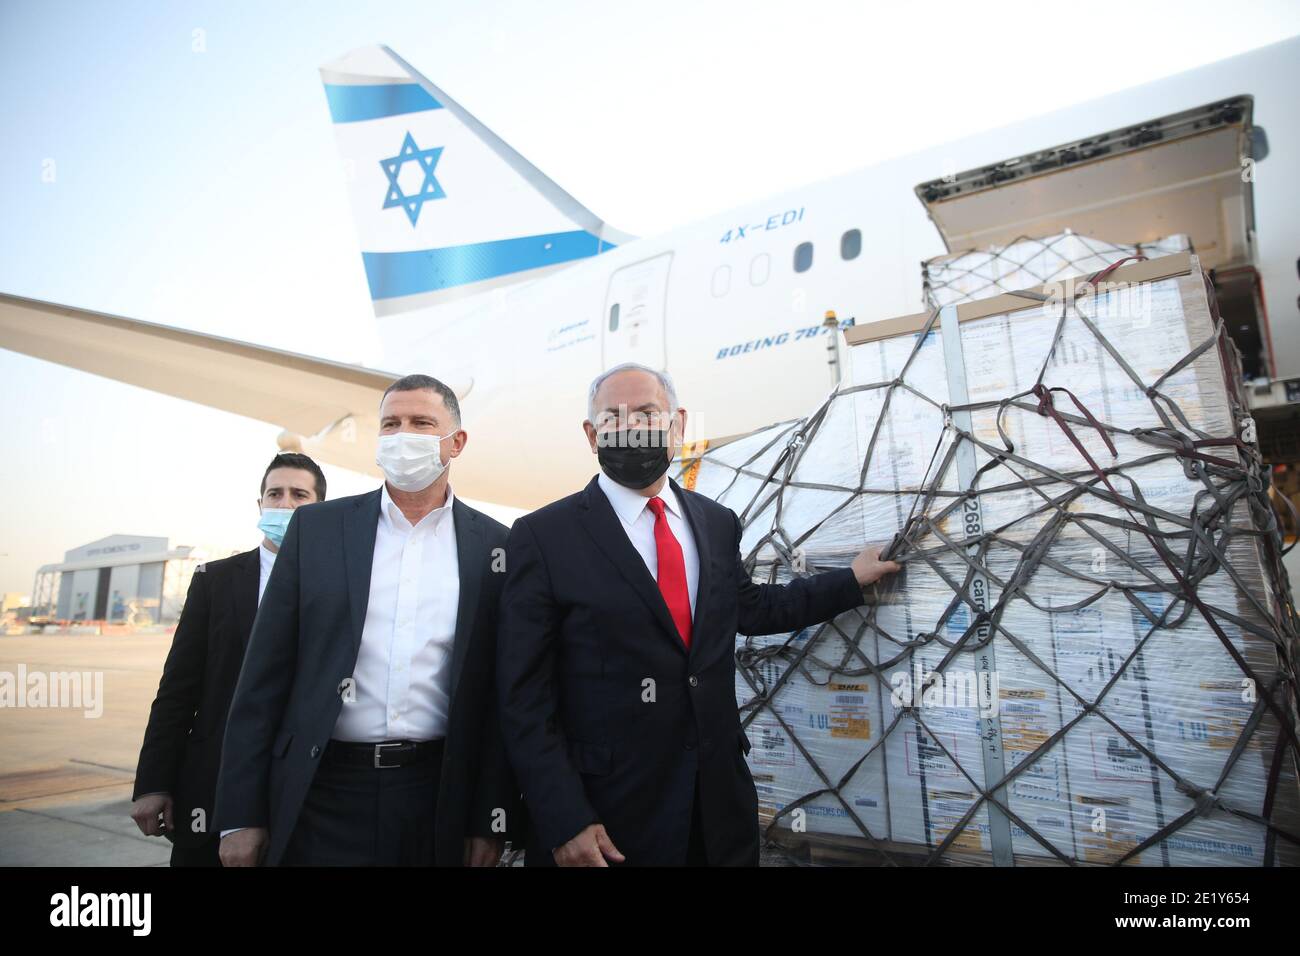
top-left (596, 428), bottom-right (672, 489)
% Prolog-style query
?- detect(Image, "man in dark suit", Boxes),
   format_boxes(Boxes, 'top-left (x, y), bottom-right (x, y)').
top-left (498, 362), bottom-right (901, 866)
top-left (131, 452), bottom-right (326, 866)
top-left (216, 374), bottom-right (516, 867)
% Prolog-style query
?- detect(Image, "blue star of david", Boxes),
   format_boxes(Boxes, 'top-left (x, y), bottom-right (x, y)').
top-left (380, 131), bottom-right (446, 226)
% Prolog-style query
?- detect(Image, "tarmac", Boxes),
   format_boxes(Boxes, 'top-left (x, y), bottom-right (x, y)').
top-left (0, 631), bottom-right (174, 865)
top-left (0, 629), bottom-right (800, 867)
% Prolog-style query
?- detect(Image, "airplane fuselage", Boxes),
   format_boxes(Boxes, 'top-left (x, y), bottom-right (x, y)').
top-left (370, 36), bottom-right (1300, 510)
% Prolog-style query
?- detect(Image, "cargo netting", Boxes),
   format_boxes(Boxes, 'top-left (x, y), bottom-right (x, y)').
top-left (922, 231), bottom-right (1191, 310)
top-left (678, 253), bottom-right (1300, 866)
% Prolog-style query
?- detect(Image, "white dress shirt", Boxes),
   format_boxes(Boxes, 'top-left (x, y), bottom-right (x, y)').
top-left (257, 542), bottom-right (276, 604)
top-left (331, 482), bottom-right (460, 744)
top-left (597, 471), bottom-right (699, 616)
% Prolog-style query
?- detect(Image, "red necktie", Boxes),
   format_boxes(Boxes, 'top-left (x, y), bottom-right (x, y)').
top-left (647, 496), bottom-right (692, 649)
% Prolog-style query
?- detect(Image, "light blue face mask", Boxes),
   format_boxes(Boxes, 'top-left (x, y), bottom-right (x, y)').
top-left (257, 508), bottom-right (294, 547)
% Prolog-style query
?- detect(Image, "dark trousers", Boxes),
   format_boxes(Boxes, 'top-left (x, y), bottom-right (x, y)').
top-left (685, 773), bottom-right (708, 866)
top-left (522, 773), bottom-right (716, 866)
top-left (685, 773), bottom-right (759, 867)
top-left (170, 837), bottom-right (221, 867)
top-left (281, 745), bottom-right (442, 866)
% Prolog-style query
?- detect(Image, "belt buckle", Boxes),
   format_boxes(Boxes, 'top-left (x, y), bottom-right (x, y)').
top-left (374, 741), bottom-right (405, 769)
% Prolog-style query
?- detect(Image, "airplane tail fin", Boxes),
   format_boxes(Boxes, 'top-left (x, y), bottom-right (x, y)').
top-left (320, 45), bottom-right (634, 316)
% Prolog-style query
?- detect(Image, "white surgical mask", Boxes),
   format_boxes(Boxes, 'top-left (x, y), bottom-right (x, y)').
top-left (375, 431), bottom-right (452, 492)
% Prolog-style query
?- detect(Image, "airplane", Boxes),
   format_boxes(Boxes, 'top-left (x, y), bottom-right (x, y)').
top-left (2, 37), bottom-right (1297, 510)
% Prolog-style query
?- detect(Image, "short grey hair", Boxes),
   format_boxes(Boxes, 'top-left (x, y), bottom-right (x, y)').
top-left (586, 362), bottom-right (679, 422)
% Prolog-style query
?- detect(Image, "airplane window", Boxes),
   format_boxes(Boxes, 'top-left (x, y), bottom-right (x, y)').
top-left (609, 302), bottom-right (620, 332)
top-left (712, 265), bottom-right (731, 297)
top-left (794, 242), bottom-right (813, 273)
top-left (841, 229), bottom-right (861, 260)
top-left (750, 254), bottom-right (770, 286)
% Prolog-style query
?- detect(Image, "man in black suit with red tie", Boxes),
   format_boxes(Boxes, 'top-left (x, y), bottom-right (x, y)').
top-left (130, 453), bottom-right (325, 866)
top-left (497, 363), bottom-right (901, 866)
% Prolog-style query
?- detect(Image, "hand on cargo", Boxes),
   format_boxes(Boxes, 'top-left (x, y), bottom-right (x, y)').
top-left (850, 545), bottom-right (901, 587)
top-left (552, 823), bottom-right (625, 867)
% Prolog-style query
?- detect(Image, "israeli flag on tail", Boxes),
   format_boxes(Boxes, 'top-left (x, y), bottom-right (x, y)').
top-left (321, 45), bottom-right (634, 316)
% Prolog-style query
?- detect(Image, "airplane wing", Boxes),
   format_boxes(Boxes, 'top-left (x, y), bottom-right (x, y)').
top-left (0, 292), bottom-right (420, 477)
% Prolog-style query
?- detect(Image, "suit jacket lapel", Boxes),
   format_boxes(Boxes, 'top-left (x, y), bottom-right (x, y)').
top-left (671, 477), bottom-right (714, 662)
top-left (342, 488), bottom-right (382, 657)
top-left (446, 497), bottom-right (484, 711)
top-left (235, 548), bottom-right (261, 653)
top-left (577, 475), bottom-right (687, 655)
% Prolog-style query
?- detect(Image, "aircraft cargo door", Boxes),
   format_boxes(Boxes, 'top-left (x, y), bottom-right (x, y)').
top-left (602, 252), bottom-right (672, 369)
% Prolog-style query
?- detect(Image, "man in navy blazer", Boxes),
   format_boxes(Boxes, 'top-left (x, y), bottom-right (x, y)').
top-left (498, 362), bottom-right (900, 866)
top-left (216, 375), bottom-right (517, 866)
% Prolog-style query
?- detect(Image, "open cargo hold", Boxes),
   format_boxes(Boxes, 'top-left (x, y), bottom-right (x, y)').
top-left (679, 252), bottom-right (1300, 865)
top-left (913, 96), bottom-right (1275, 384)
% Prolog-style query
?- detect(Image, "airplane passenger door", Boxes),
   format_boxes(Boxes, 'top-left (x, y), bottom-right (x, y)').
top-left (602, 252), bottom-right (672, 369)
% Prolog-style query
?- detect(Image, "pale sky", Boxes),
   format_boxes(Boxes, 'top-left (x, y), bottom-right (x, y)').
top-left (3, 0), bottom-right (1299, 596)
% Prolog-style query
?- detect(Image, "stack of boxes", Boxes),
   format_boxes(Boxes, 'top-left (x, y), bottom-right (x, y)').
top-left (684, 250), bottom-right (1300, 866)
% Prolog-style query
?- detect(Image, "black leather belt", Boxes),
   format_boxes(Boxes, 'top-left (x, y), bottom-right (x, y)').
top-left (324, 738), bottom-right (444, 769)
